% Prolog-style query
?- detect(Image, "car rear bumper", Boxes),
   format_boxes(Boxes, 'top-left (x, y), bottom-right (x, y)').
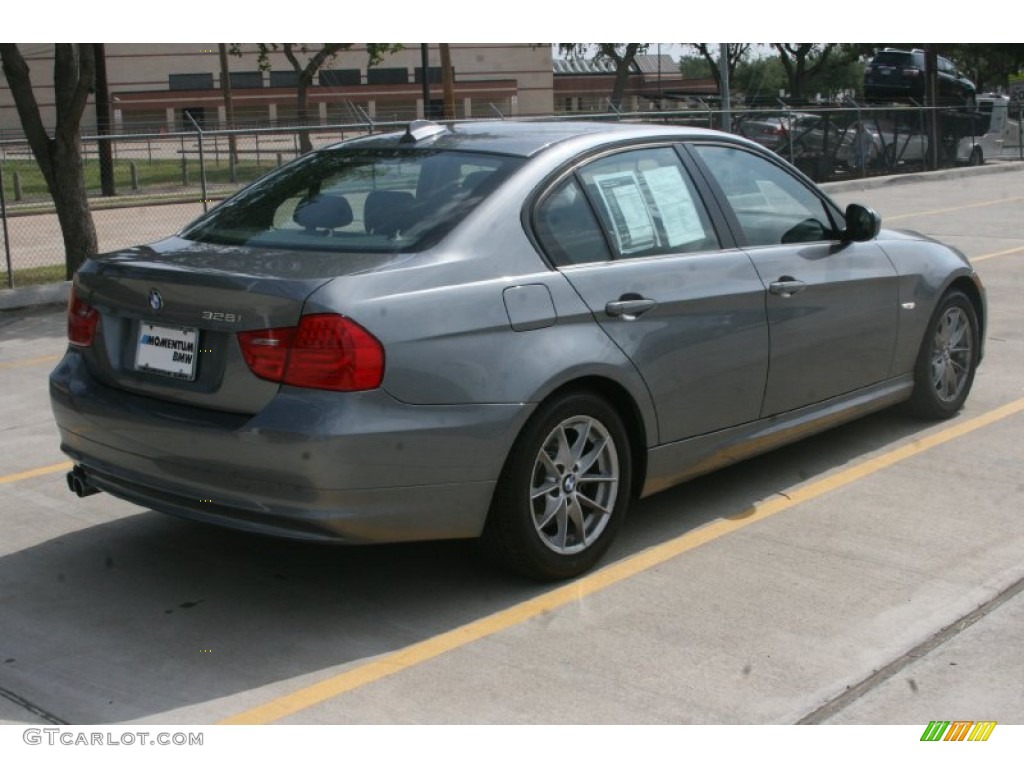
top-left (50, 351), bottom-right (531, 543)
top-left (863, 82), bottom-right (921, 99)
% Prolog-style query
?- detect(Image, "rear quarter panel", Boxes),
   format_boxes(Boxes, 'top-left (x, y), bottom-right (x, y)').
top-left (300, 172), bottom-right (660, 446)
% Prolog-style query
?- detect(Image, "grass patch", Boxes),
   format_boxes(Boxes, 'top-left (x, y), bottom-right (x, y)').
top-left (1, 157), bottom-right (275, 203)
top-left (1, 264), bottom-right (67, 289)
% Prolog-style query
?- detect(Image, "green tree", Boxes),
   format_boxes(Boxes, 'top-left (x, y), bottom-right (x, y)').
top-left (688, 44), bottom-right (751, 97)
top-left (734, 55), bottom-right (787, 102)
top-left (559, 44), bottom-right (649, 110)
top-left (950, 44), bottom-right (1024, 91)
top-left (771, 44), bottom-right (839, 101)
top-left (1, 44), bottom-right (98, 279)
top-left (233, 44), bottom-right (401, 152)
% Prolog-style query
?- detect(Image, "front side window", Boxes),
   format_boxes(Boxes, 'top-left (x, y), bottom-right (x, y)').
top-left (693, 144), bottom-right (838, 247)
top-left (181, 148), bottom-right (523, 254)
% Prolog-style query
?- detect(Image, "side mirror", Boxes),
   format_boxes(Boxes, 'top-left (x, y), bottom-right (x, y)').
top-left (842, 203), bottom-right (881, 242)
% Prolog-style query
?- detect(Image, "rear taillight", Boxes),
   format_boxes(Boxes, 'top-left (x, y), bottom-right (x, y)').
top-left (238, 314), bottom-right (384, 392)
top-left (67, 288), bottom-right (99, 347)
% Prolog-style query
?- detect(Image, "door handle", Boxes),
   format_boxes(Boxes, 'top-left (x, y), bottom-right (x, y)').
top-left (769, 277), bottom-right (807, 297)
top-left (605, 297), bottom-right (657, 319)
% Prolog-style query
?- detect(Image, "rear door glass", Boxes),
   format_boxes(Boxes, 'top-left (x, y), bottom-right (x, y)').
top-left (576, 147), bottom-right (719, 258)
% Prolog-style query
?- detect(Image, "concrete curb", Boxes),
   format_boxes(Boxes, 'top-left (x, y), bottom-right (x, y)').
top-left (0, 281), bottom-right (70, 312)
top-left (821, 158), bottom-right (1023, 194)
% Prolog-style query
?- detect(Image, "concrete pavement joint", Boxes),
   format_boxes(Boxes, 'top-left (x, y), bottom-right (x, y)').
top-left (0, 684), bottom-right (68, 726)
top-left (797, 574), bottom-right (1024, 724)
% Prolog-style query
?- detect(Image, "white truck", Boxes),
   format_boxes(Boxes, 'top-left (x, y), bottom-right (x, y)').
top-left (956, 94), bottom-right (1022, 164)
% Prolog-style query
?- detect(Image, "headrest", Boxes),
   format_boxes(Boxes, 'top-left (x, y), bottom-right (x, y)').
top-left (293, 193), bottom-right (354, 230)
top-left (364, 190), bottom-right (416, 236)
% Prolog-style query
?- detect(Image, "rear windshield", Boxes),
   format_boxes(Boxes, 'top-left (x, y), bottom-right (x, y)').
top-left (872, 51), bottom-right (918, 67)
top-left (180, 148), bottom-right (524, 253)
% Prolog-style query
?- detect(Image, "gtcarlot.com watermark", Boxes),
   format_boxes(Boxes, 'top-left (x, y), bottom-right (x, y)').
top-left (23, 728), bottom-right (203, 747)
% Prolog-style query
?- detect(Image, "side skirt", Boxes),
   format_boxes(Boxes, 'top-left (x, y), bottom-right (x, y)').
top-left (642, 376), bottom-right (915, 497)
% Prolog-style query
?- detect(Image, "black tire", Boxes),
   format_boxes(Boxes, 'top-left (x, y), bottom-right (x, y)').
top-left (906, 290), bottom-right (980, 420)
top-left (480, 392), bottom-right (632, 581)
top-left (968, 147), bottom-right (984, 166)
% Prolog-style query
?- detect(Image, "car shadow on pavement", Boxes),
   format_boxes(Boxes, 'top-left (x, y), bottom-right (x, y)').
top-left (0, 406), bottom-right (935, 725)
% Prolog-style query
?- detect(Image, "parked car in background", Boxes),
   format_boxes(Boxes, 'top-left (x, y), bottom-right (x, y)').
top-left (837, 118), bottom-right (930, 168)
top-left (52, 120), bottom-right (986, 581)
top-left (864, 48), bottom-right (976, 106)
top-left (735, 112), bottom-right (849, 180)
top-left (955, 94), bottom-right (1022, 165)
top-left (734, 111), bottom-right (822, 151)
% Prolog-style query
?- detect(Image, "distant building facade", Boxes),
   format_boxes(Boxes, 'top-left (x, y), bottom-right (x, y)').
top-left (0, 43), bottom-right (554, 136)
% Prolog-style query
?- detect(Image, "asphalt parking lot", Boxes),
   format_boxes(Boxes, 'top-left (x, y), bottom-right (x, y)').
top-left (1, 164), bottom-right (1022, 728)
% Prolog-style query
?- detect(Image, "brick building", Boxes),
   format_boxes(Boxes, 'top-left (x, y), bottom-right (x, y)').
top-left (0, 43), bottom-right (554, 136)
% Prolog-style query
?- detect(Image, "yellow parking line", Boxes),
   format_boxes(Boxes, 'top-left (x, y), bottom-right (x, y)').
top-left (0, 354), bottom-right (62, 372)
top-left (887, 195), bottom-right (1024, 222)
top-left (219, 395), bottom-right (1024, 725)
top-left (973, 245), bottom-right (1024, 263)
top-left (0, 461), bottom-right (73, 485)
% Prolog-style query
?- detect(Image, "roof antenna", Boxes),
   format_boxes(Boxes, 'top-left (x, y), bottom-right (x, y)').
top-left (400, 120), bottom-right (448, 144)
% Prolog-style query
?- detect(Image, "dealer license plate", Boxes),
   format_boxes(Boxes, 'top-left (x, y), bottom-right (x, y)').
top-left (135, 322), bottom-right (199, 381)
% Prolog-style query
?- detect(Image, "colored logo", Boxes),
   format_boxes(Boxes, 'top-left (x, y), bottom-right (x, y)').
top-left (921, 721), bottom-right (996, 741)
top-left (149, 288), bottom-right (163, 311)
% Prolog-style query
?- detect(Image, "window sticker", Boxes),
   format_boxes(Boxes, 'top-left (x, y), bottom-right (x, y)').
top-left (640, 165), bottom-right (707, 247)
top-left (755, 179), bottom-right (806, 215)
top-left (592, 171), bottom-right (656, 254)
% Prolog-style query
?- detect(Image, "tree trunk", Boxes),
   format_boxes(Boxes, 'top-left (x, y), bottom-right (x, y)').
top-left (94, 43), bottom-right (116, 197)
top-left (608, 43), bottom-right (642, 111)
top-left (1, 44), bottom-right (99, 279)
top-left (297, 75), bottom-right (313, 153)
top-left (52, 137), bottom-right (98, 278)
top-left (218, 44), bottom-right (238, 172)
top-left (610, 62), bottom-right (632, 110)
top-left (440, 44), bottom-right (456, 119)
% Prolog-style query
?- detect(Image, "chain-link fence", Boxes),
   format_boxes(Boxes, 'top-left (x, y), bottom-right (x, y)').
top-left (3, 103), bottom-right (1022, 290)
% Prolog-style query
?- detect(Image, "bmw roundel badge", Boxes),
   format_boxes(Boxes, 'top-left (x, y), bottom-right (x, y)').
top-left (148, 288), bottom-right (163, 311)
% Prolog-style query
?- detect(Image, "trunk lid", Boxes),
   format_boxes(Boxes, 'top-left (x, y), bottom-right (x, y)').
top-left (73, 237), bottom-right (405, 414)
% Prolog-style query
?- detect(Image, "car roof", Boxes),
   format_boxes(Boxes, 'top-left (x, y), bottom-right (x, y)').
top-left (871, 49), bottom-right (922, 62)
top-left (327, 119), bottom-right (724, 158)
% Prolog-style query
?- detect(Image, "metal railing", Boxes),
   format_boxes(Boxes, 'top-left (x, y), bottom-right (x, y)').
top-left (2, 104), bottom-right (1022, 289)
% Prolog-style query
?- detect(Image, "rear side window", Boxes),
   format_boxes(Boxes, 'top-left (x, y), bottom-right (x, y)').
top-left (535, 178), bottom-right (612, 266)
top-left (181, 148), bottom-right (523, 253)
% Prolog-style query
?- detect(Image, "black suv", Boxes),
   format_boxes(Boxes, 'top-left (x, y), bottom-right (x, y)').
top-left (864, 49), bottom-right (975, 106)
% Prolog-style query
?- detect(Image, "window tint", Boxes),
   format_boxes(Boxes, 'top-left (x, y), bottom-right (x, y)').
top-left (872, 51), bottom-right (917, 67)
top-left (694, 144), bottom-right (837, 247)
top-left (577, 147), bottom-right (719, 258)
top-left (535, 178), bottom-right (611, 266)
top-left (181, 149), bottom-right (523, 254)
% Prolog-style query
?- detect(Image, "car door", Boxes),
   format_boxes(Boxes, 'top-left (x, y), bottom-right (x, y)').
top-left (533, 145), bottom-right (770, 444)
top-left (689, 142), bottom-right (899, 417)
